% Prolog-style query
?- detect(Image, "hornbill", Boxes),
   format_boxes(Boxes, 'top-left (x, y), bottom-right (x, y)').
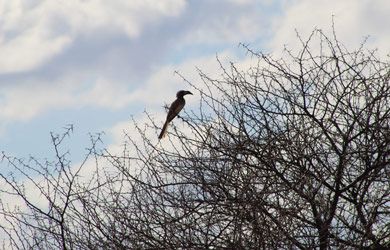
top-left (158, 90), bottom-right (193, 139)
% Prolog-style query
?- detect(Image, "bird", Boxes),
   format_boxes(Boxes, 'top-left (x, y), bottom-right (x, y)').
top-left (158, 90), bottom-right (193, 139)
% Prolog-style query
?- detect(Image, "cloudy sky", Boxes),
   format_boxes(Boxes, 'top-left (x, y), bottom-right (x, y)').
top-left (0, 0), bottom-right (389, 165)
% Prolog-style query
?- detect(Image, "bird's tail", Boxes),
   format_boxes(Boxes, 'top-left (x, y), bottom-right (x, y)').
top-left (158, 121), bottom-right (169, 139)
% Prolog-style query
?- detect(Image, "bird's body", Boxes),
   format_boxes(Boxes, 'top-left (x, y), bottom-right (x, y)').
top-left (159, 90), bottom-right (192, 139)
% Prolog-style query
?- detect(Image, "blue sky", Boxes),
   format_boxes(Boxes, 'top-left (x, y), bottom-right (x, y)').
top-left (1, 0), bottom-right (389, 166)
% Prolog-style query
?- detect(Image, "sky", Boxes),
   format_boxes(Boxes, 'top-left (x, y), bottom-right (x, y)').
top-left (0, 0), bottom-right (390, 167)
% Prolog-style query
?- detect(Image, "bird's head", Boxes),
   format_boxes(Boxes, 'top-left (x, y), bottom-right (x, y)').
top-left (176, 90), bottom-right (193, 98)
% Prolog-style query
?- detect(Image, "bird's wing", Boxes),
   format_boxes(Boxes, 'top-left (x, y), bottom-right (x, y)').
top-left (158, 98), bottom-right (185, 139)
top-left (166, 98), bottom-right (185, 123)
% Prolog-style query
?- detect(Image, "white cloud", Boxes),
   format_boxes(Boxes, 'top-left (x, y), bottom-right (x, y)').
top-left (0, 0), bottom-right (266, 124)
top-left (0, 80), bottom-right (77, 122)
top-left (179, 2), bottom-right (265, 46)
top-left (215, 0), bottom-right (257, 5)
top-left (0, 0), bottom-right (186, 74)
top-left (0, 30), bottom-right (72, 74)
top-left (0, 1), bottom-right (73, 73)
top-left (270, 0), bottom-right (390, 57)
top-left (82, 79), bottom-right (134, 109)
top-left (0, 75), bottom-right (136, 122)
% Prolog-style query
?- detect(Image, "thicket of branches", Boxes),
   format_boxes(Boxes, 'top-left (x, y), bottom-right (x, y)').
top-left (1, 29), bottom-right (390, 249)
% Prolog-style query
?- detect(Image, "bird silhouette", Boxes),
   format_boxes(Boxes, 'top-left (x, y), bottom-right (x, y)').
top-left (159, 90), bottom-right (193, 139)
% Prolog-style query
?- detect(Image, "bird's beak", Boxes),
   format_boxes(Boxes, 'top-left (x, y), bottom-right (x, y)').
top-left (187, 91), bottom-right (193, 95)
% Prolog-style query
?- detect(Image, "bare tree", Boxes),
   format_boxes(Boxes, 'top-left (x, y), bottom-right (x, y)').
top-left (1, 28), bottom-right (389, 249)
